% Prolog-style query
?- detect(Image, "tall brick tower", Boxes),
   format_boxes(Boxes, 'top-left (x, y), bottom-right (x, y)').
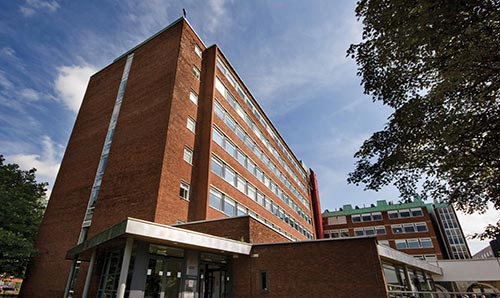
top-left (21, 17), bottom-right (321, 298)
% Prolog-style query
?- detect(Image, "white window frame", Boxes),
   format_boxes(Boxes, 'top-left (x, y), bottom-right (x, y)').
top-left (189, 90), bottom-right (198, 105)
top-left (194, 45), bottom-right (202, 58)
top-left (193, 66), bottom-right (201, 80)
top-left (187, 117), bottom-right (196, 133)
top-left (183, 147), bottom-right (193, 164)
top-left (179, 181), bottom-right (190, 200)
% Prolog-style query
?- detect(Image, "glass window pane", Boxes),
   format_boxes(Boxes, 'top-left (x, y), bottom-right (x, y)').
top-left (411, 208), bottom-right (423, 217)
top-left (403, 224), bottom-right (416, 233)
top-left (352, 215), bottom-right (361, 223)
top-left (395, 240), bottom-right (407, 249)
top-left (420, 238), bottom-right (433, 248)
top-left (399, 209), bottom-right (411, 218)
top-left (211, 156), bottom-right (223, 177)
top-left (224, 197), bottom-right (235, 216)
top-left (372, 212), bottom-right (382, 221)
top-left (209, 188), bottom-right (222, 210)
top-left (407, 239), bottom-right (420, 248)
top-left (224, 167), bottom-right (236, 186)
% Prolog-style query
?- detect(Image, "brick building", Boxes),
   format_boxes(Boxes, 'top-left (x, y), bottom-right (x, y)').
top-left (322, 199), bottom-right (471, 261)
top-left (20, 17), bottom-right (460, 298)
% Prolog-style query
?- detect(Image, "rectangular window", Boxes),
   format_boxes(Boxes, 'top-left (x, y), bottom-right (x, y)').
top-left (354, 229), bottom-right (364, 237)
top-left (224, 139), bottom-right (236, 156)
top-left (420, 238), bottom-right (433, 248)
top-left (192, 66), bottom-right (201, 80)
top-left (212, 127), bottom-right (224, 146)
top-left (189, 90), bottom-right (198, 104)
top-left (403, 224), bottom-right (416, 233)
top-left (225, 115), bottom-right (236, 131)
top-left (236, 149), bottom-right (246, 166)
top-left (223, 196), bottom-right (235, 216)
top-left (364, 227), bottom-right (375, 236)
top-left (236, 176), bottom-right (246, 193)
top-left (375, 226), bottom-right (386, 235)
top-left (362, 213), bottom-right (372, 222)
top-left (247, 184), bottom-right (256, 200)
top-left (237, 205), bottom-right (247, 216)
top-left (407, 239), bottom-right (420, 248)
top-left (214, 101), bottom-right (224, 119)
top-left (260, 271), bottom-right (268, 293)
top-left (194, 45), bottom-right (202, 57)
top-left (340, 229), bottom-right (349, 237)
top-left (352, 215), bottom-right (361, 223)
top-left (183, 147), bottom-right (193, 164)
top-left (256, 191), bottom-right (264, 206)
top-left (372, 212), bottom-right (382, 221)
top-left (179, 182), bottom-right (190, 200)
top-left (337, 216), bottom-right (347, 224)
top-left (211, 156), bottom-right (223, 177)
top-left (209, 188), bottom-right (222, 210)
top-left (392, 225), bottom-right (403, 234)
top-left (187, 117), bottom-right (196, 133)
top-left (395, 240), bottom-right (407, 249)
top-left (223, 167), bottom-right (236, 186)
top-left (399, 209), bottom-right (411, 218)
top-left (388, 210), bottom-right (399, 219)
top-left (411, 208), bottom-right (423, 217)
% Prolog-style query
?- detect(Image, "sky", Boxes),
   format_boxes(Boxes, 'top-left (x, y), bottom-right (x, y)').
top-left (0, 0), bottom-right (498, 254)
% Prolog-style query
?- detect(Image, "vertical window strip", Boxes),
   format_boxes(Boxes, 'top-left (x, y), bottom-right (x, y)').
top-left (78, 53), bottom-right (134, 244)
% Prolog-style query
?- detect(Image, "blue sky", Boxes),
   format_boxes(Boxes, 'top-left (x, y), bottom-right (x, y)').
top-left (0, 0), bottom-right (497, 253)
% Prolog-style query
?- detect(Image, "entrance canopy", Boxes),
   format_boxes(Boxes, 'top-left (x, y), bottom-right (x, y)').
top-left (66, 217), bottom-right (252, 260)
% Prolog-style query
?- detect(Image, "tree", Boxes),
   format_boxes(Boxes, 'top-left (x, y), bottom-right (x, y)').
top-left (347, 0), bottom-right (500, 238)
top-left (0, 155), bottom-right (47, 277)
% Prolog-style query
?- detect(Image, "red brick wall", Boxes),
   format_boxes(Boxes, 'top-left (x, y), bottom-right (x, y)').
top-left (20, 58), bottom-right (126, 298)
top-left (232, 238), bottom-right (387, 298)
top-left (177, 216), bottom-right (289, 244)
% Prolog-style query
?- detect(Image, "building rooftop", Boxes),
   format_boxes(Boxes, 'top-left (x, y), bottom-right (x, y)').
top-left (323, 198), bottom-right (448, 217)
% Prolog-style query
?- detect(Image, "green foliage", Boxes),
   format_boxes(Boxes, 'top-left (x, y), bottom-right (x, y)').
top-left (0, 155), bottom-right (47, 277)
top-left (347, 0), bottom-right (500, 237)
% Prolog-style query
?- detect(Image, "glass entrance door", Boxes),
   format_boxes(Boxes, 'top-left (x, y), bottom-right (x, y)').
top-left (200, 264), bottom-right (229, 298)
top-left (144, 256), bottom-right (183, 298)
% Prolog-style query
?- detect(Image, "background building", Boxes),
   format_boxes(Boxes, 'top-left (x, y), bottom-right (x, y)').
top-left (322, 199), bottom-right (471, 261)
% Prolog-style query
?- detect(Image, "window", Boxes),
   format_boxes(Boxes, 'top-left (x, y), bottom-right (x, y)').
top-left (194, 45), bottom-right (202, 57)
top-left (420, 238), bottom-right (433, 248)
top-left (189, 90), bottom-right (198, 104)
top-left (411, 208), bottom-right (423, 217)
top-left (236, 149), bottom-right (246, 166)
top-left (192, 66), bottom-right (200, 80)
top-left (209, 188), bottom-right (222, 209)
top-left (399, 209), bottom-right (411, 218)
top-left (236, 176), bottom-right (246, 193)
top-left (362, 213), bottom-right (372, 222)
top-left (364, 227), bottom-right (375, 236)
top-left (415, 223), bottom-right (427, 232)
top-left (388, 210), bottom-right (399, 219)
top-left (247, 184), bottom-right (256, 200)
top-left (395, 240), bottom-right (407, 249)
top-left (223, 197), bottom-right (235, 216)
top-left (187, 117), bottom-right (196, 133)
top-left (214, 101), bottom-right (224, 118)
top-left (372, 212), bottom-right (382, 221)
top-left (224, 139), bottom-right (236, 156)
top-left (354, 228), bottom-right (364, 237)
top-left (179, 182), bottom-right (190, 200)
top-left (223, 167), bottom-right (236, 186)
top-left (403, 224), bottom-right (416, 233)
top-left (183, 147), bottom-right (193, 164)
top-left (211, 156), bottom-right (223, 177)
top-left (407, 239), bottom-right (420, 248)
top-left (375, 226), bottom-right (386, 235)
top-left (237, 205), bottom-right (247, 216)
top-left (260, 271), bottom-right (269, 293)
top-left (352, 215), bottom-right (361, 223)
top-left (212, 127), bottom-right (224, 146)
top-left (392, 225), bottom-right (403, 234)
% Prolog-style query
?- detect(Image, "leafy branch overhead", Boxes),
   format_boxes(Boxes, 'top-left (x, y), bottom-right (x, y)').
top-left (0, 155), bottom-right (47, 277)
top-left (347, 0), bottom-right (500, 237)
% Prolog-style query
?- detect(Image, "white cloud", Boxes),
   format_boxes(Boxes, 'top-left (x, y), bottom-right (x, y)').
top-left (0, 70), bottom-right (14, 89)
top-left (6, 135), bottom-right (64, 197)
top-left (456, 207), bottom-right (500, 255)
top-left (20, 0), bottom-right (60, 17)
top-left (1, 47), bottom-right (16, 58)
top-left (54, 64), bottom-right (96, 112)
top-left (19, 88), bottom-right (41, 101)
top-left (206, 0), bottom-right (228, 34)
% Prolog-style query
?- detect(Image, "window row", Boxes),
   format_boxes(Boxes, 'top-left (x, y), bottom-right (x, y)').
top-left (352, 212), bottom-right (382, 223)
top-left (216, 59), bottom-right (307, 183)
top-left (391, 222), bottom-right (428, 234)
top-left (354, 226), bottom-right (386, 237)
top-left (212, 127), bottom-right (311, 223)
top-left (394, 238), bottom-right (433, 249)
top-left (413, 255), bottom-right (437, 261)
top-left (213, 102), bottom-right (309, 209)
top-left (209, 187), bottom-right (311, 240)
top-left (210, 156), bottom-right (313, 239)
top-left (387, 208), bottom-right (423, 219)
top-left (214, 73), bottom-right (308, 194)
